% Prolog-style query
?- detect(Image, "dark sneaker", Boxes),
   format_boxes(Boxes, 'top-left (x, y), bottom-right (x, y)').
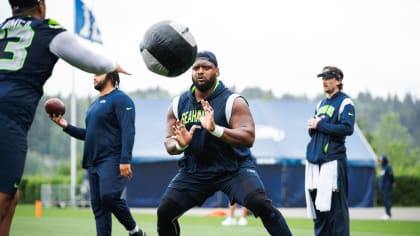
top-left (129, 229), bottom-right (146, 236)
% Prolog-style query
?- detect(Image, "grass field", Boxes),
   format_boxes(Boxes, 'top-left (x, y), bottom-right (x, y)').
top-left (11, 204), bottom-right (420, 236)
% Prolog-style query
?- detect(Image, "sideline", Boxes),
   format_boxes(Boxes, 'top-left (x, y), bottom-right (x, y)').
top-left (131, 207), bottom-right (420, 221)
top-left (281, 207), bottom-right (420, 221)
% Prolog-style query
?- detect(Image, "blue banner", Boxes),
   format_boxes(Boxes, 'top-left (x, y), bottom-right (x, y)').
top-left (75, 0), bottom-right (103, 44)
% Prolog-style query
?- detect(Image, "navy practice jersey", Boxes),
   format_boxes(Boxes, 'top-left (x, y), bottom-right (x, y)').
top-left (0, 16), bottom-right (66, 131)
top-left (175, 80), bottom-right (256, 178)
top-left (306, 91), bottom-right (355, 164)
top-left (64, 89), bottom-right (135, 168)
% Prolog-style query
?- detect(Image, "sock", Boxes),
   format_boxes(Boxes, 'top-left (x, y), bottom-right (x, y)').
top-left (129, 225), bottom-right (139, 234)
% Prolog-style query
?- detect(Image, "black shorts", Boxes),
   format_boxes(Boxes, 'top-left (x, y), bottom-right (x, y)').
top-left (0, 115), bottom-right (27, 195)
top-left (163, 167), bottom-right (266, 207)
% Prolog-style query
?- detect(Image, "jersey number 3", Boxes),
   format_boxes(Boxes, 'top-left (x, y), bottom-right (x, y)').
top-left (0, 27), bottom-right (35, 71)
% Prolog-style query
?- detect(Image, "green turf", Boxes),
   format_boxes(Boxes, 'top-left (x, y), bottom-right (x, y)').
top-left (11, 204), bottom-right (420, 236)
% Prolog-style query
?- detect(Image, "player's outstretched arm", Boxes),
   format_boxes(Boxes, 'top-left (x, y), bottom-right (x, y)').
top-left (49, 31), bottom-right (130, 75)
top-left (48, 113), bottom-right (86, 140)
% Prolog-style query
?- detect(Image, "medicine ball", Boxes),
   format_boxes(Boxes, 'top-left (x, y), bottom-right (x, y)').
top-left (140, 20), bottom-right (198, 77)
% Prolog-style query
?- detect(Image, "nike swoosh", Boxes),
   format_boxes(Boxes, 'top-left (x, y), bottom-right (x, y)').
top-left (348, 112), bottom-right (354, 116)
top-left (126, 107), bottom-right (133, 111)
top-left (14, 183), bottom-right (19, 189)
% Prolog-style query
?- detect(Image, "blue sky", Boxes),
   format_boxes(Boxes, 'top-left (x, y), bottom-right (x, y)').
top-left (1, 0), bottom-right (419, 99)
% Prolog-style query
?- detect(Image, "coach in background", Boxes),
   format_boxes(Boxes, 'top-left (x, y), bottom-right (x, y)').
top-left (49, 72), bottom-right (145, 236)
top-left (0, 0), bottom-right (128, 235)
top-left (378, 154), bottom-right (396, 220)
top-left (305, 66), bottom-right (356, 236)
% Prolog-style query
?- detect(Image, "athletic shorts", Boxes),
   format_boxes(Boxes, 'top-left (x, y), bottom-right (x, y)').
top-left (163, 167), bottom-right (266, 207)
top-left (0, 114), bottom-right (28, 195)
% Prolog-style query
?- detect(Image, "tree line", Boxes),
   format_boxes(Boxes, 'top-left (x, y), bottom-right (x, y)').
top-left (25, 88), bottom-right (420, 176)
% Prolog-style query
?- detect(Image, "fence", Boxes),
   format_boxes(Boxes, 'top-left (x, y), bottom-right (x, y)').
top-left (40, 183), bottom-right (90, 208)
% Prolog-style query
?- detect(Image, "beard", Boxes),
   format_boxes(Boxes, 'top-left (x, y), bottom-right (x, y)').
top-left (94, 79), bottom-right (107, 92)
top-left (192, 74), bottom-right (217, 92)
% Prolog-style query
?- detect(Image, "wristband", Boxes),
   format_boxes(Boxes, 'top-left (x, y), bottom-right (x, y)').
top-left (209, 125), bottom-right (224, 138)
top-left (175, 141), bottom-right (189, 151)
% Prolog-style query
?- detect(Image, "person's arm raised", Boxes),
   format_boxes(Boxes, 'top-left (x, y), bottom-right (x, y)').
top-left (49, 31), bottom-right (130, 75)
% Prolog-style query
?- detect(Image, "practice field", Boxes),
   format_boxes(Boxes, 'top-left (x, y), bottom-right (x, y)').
top-left (11, 205), bottom-right (420, 236)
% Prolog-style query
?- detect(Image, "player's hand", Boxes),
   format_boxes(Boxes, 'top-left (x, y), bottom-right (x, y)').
top-left (171, 119), bottom-right (196, 147)
top-left (120, 163), bottom-right (132, 179)
top-left (115, 63), bottom-right (131, 75)
top-left (48, 114), bottom-right (68, 128)
top-left (198, 100), bottom-right (216, 132)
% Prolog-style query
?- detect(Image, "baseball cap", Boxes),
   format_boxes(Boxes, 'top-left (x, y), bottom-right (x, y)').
top-left (317, 66), bottom-right (343, 80)
top-left (9, 0), bottom-right (41, 11)
top-left (195, 50), bottom-right (218, 67)
top-left (379, 154), bottom-right (388, 165)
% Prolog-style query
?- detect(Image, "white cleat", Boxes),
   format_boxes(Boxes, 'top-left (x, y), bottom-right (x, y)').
top-left (221, 217), bottom-right (237, 226)
top-left (381, 214), bottom-right (391, 220)
top-left (238, 217), bottom-right (248, 226)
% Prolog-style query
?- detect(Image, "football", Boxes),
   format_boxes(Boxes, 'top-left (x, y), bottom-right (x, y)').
top-left (140, 20), bottom-right (197, 77)
top-left (44, 98), bottom-right (66, 116)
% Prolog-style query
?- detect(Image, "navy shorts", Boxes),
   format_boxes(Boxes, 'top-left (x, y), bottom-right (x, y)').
top-left (0, 115), bottom-right (27, 195)
top-left (163, 167), bottom-right (266, 207)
